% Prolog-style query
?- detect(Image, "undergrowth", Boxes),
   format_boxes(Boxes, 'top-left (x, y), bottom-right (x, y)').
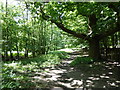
top-left (2, 51), bottom-right (68, 89)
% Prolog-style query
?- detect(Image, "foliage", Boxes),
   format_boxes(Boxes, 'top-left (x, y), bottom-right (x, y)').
top-left (2, 50), bottom-right (69, 89)
top-left (70, 56), bottom-right (93, 66)
top-left (34, 2), bottom-right (120, 60)
top-left (1, 1), bottom-right (81, 60)
top-left (1, 1), bottom-right (120, 89)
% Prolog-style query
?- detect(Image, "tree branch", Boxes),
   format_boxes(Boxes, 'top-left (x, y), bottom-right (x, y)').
top-left (40, 6), bottom-right (89, 40)
top-left (52, 20), bottom-right (89, 40)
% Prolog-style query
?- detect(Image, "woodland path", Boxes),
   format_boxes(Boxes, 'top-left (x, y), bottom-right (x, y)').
top-left (28, 49), bottom-right (120, 90)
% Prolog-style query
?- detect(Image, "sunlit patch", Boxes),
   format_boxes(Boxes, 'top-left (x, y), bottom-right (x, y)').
top-left (33, 76), bottom-right (42, 80)
top-left (50, 69), bottom-right (66, 74)
top-left (92, 77), bottom-right (100, 81)
top-left (46, 75), bottom-right (61, 81)
top-left (108, 67), bottom-right (112, 70)
top-left (105, 66), bottom-right (109, 68)
top-left (75, 88), bottom-right (85, 90)
top-left (90, 0), bottom-right (95, 3)
top-left (65, 78), bottom-right (73, 81)
top-left (94, 62), bottom-right (101, 65)
top-left (102, 73), bottom-right (106, 76)
top-left (117, 64), bottom-right (120, 66)
top-left (43, 69), bottom-right (50, 72)
top-left (89, 65), bottom-right (92, 67)
top-left (88, 77), bottom-right (94, 79)
top-left (116, 81), bottom-right (120, 83)
top-left (58, 48), bottom-right (74, 53)
top-left (109, 82), bottom-right (116, 86)
top-left (82, 55), bottom-right (89, 57)
top-left (62, 60), bottom-right (73, 64)
top-left (100, 75), bottom-right (109, 79)
top-left (86, 80), bottom-right (94, 87)
top-left (86, 84), bottom-right (90, 87)
top-left (108, 72), bottom-right (113, 75)
top-left (51, 87), bottom-right (63, 90)
top-left (86, 80), bottom-right (92, 83)
top-left (70, 67), bottom-right (74, 70)
top-left (71, 80), bottom-right (83, 86)
top-left (5, 62), bottom-right (18, 67)
top-left (107, 62), bottom-right (119, 65)
top-left (35, 72), bottom-right (46, 77)
top-left (13, 75), bottom-right (24, 80)
top-left (113, 62), bottom-right (119, 64)
top-left (103, 85), bottom-right (106, 88)
top-left (57, 82), bottom-right (73, 88)
top-left (80, 74), bottom-right (84, 76)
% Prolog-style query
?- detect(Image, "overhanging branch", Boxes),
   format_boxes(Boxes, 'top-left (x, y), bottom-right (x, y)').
top-left (40, 6), bottom-right (89, 40)
top-left (51, 20), bottom-right (89, 40)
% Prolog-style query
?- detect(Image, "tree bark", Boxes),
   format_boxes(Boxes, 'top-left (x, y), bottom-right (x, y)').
top-left (88, 39), bottom-right (101, 60)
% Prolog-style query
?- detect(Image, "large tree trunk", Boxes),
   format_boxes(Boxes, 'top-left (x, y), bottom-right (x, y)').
top-left (88, 39), bottom-right (101, 61)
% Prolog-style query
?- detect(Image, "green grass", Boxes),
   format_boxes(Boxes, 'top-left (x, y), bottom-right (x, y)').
top-left (70, 56), bottom-right (94, 66)
top-left (2, 51), bottom-right (69, 89)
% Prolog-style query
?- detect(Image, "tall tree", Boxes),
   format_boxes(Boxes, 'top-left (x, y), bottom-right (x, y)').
top-left (32, 2), bottom-right (120, 60)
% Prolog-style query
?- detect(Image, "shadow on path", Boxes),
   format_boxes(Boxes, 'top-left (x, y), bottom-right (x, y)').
top-left (29, 51), bottom-right (120, 90)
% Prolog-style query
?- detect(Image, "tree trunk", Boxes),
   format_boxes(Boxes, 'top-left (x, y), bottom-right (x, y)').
top-left (89, 39), bottom-right (101, 61)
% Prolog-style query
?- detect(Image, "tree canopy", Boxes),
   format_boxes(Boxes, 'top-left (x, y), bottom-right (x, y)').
top-left (30, 2), bottom-right (120, 60)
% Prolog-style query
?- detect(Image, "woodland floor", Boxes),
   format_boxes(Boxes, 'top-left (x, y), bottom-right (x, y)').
top-left (9, 49), bottom-right (120, 90)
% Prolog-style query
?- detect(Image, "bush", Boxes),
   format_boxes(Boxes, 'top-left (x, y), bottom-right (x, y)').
top-left (70, 56), bottom-right (93, 66)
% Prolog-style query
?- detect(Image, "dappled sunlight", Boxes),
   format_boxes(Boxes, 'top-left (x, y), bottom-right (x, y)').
top-left (50, 69), bottom-right (67, 74)
top-left (82, 55), bottom-right (89, 57)
top-left (1, 1), bottom-right (120, 89)
top-left (5, 62), bottom-right (17, 66)
top-left (57, 82), bottom-right (74, 88)
top-left (2, 50), bottom-right (120, 89)
top-left (71, 80), bottom-right (83, 86)
top-left (108, 72), bottom-right (113, 75)
top-left (32, 69), bottom-right (67, 82)
top-left (58, 48), bottom-right (74, 53)
top-left (62, 60), bottom-right (73, 64)
top-left (33, 76), bottom-right (43, 80)
top-left (29, 59), bottom-right (120, 89)
top-left (116, 81), bottom-right (120, 83)
top-left (100, 75), bottom-right (109, 79)
top-left (51, 87), bottom-right (64, 90)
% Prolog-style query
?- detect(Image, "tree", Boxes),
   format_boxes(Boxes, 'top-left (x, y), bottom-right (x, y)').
top-left (31, 2), bottom-right (120, 60)
top-left (2, 1), bottom-right (76, 60)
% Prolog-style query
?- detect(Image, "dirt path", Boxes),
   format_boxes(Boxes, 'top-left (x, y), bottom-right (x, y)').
top-left (30, 51), bottom-right (120, 90)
